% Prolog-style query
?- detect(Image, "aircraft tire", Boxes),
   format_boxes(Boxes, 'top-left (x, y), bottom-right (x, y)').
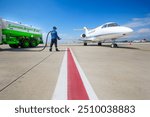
top-left (84, 43), bottom-right (87, 46)
top-left (111, 44), bottom-right (118, 48)
top-left (98, 42), bottom-right (102, 46)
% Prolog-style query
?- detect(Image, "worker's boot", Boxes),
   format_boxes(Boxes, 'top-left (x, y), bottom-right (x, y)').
top-left (56, 48), bottom-right (60, 51)
top-left (49, 48), bottom-right (52, 51)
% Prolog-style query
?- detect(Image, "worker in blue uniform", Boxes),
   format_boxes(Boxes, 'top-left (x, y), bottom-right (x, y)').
top-left (49, 26), bottom-right (60, 51)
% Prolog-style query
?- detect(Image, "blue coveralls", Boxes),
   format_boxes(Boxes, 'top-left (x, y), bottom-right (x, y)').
top-left (50, 29), bottom-right (59, 49)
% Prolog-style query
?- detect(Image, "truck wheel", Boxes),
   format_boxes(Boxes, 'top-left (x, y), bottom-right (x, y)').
top-left (21, 39), bottom-right (30, 48)
top-left (30, 39), bottom-right (37, 47)
top-left (9, 44), bottom-right (19, 48)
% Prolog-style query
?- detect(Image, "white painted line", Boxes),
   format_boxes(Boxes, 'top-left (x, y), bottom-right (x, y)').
top-left (70, 49), bottom-right (98, 100)
top-left (51, 49), bottom-right (67, 100)
top-left (52, 48), bottom-right (98, 100)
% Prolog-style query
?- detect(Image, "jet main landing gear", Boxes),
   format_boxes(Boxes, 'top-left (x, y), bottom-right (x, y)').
top-left (84, 42), bottom-right (87, 46)
top-left (98, 42), bottom-right (102, 46)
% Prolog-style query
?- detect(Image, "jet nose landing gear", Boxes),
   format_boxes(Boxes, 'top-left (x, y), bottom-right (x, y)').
top-left (111, 39), bottom-right (118, 48)
top-left (111, 43), bottom-right (118, 48)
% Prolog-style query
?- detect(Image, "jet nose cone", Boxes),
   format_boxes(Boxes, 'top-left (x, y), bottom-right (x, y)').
top-left (126, 27), bottom-right (133, 33)
top-left (120, 27), bottom-right (133, 36)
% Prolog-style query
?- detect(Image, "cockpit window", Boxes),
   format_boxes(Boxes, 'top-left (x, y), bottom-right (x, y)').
top-left (102, 23), bottom-right (119, 28)
top-left (108, 23), bottom-right (119, 27)
top-left (102, 24), bottom-right (107, 28)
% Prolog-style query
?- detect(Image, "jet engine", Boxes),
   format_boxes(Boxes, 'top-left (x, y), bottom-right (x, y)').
top-left (81, 34), bottom-right (86, 38)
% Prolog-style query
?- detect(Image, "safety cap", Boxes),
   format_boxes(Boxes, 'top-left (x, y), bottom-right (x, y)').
top-left (53, 26), bottom-right (57, 29)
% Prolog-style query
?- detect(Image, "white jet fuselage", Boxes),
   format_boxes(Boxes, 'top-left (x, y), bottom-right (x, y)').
top-left (81, 22), bottom-right (133, 42)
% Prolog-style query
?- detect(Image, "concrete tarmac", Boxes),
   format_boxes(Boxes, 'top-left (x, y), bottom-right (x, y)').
top-left (0, 43), bottom-right (150, 100)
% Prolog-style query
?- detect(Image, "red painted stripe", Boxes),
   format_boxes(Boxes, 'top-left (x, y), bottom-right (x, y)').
top-left (67, 48), bottom-right (89, 100)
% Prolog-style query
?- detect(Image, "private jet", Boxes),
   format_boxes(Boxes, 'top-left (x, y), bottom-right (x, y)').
top-left (80, 22), bottom-right (133, 48)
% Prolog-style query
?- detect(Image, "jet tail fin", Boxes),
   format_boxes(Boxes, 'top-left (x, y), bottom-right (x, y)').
top-left (83, 27), bottom-right (89, 34)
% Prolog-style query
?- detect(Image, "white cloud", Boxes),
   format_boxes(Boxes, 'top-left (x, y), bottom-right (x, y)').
top-left (137, 28), bottom-right (150, 33)
top-left (124, 16), bottom-right (150, 28)
top-left (123, 14), bottom-right (150, 40)
top-left (124, 22), bottom-right (143, 28)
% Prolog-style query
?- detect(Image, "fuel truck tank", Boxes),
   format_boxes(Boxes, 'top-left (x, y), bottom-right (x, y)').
top-left (0, 18), bottom-right (43, 48)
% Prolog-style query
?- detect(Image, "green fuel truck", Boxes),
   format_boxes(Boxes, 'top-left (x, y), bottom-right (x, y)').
top-left (0, 18), bottom-right (43, 48)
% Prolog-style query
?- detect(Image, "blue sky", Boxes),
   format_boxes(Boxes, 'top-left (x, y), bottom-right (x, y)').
top-left (0, 0), bottom-right (150, 42)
